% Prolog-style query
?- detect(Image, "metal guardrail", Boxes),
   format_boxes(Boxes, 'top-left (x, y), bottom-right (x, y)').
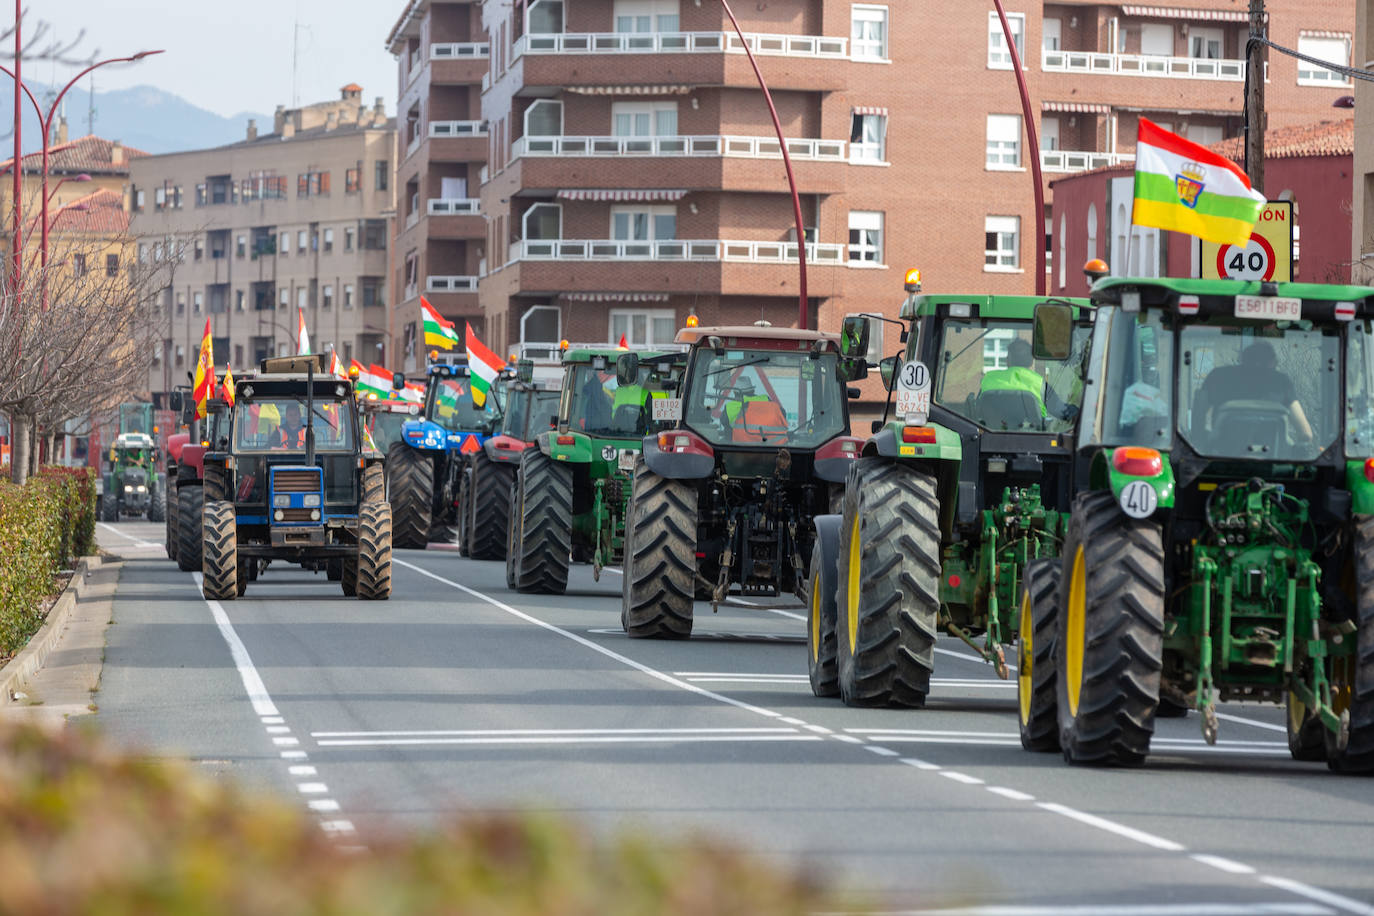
top-left (428, 120), bottom-right (488, 138)
top-left (1042, 47), bottom-right (1246, 81)
top-left (1040, 149), bottom-right (1136, 173)
top-left (425, 276), bottom-right (479, 292)
top-left (427, 198), bottom-right (481, 215)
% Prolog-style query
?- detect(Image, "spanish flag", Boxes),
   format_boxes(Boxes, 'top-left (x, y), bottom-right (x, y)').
top-left (192, 318), bottom-right (215, 419)
top-left (220, 363), bottom-right (236, 408)
top-left (1131, 118), bottom-right (1266, 248)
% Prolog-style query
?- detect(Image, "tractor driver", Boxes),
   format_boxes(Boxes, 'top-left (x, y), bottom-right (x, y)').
top-left (275, 403), bottom-right (307, 449)
top-left (1193, 340), bottom-right (1314, 443)
top-left (978, 338), bottom-right (1077, 420)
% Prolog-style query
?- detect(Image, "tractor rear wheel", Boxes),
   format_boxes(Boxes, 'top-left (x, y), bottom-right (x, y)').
top-left (469, 452), bottom-right (514, 561)
top-left (512, 449), bottom-right (572, 594)
top-left (1017, 558), bottom-right (1062, 751)
top-left (836, 458), bottom-right (940, 707)
top-left (201, 499), bottom-right (239, 601)
top-left (362, 463), bottom-right (386, 504)
top-left (356, 502), bottom-right (393, 600)
top-left (165, 485), bottom-right (179, 561)
top-left (149, 482), bottom-right (166, 523)
top-left (1056, 490), bottom-right (1164, 767)
top-left (1326, 515), bottom-right (1374, 772)
top-left (203, 466), bottom-right (226, 503)
top-left (101, 492), bottom-right (118, 522)
top-left (505, 476), bottom-right (520, 589)
top-left (387, 442), bottom-right (433, 549)
top-left (623, 457), bottom-right (697, 639)
top-left (807, 514), bottom-right (842, 697)
top-left (176, 486), bottom-right (204, 572)
top-left (456, 471), bottom-right (473, 557)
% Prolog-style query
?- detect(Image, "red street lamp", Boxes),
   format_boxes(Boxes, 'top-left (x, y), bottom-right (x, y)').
top-left (991, 0), bottom-right (1046, 296)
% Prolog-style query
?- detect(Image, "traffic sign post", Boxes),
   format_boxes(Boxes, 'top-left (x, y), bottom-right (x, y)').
top-left (1196, 200), bottom-right (1294, 282)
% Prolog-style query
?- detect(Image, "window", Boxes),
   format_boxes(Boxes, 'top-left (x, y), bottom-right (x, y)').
top-left (138, 243), bottom-right (148, 264)
top-left (611, 205), bottom-right (675, 242)
top-left (322, 285), bottom-right (334, 309)
top-left (611, 101), bottom-right (675, 139)
top-left (297, 230), bottom-right (307, 253)
top-left (1186, 123), bottom-right (1224, 146)
top-left (527, 0), bottom-right (563, 33)
top-left (343, 284), bottom-right (355, 308)
top-left (375, 160), bottom-right (389, 191)
top-left (988, 11), bottom-right (1024, 68)
top-left (154, 187), bottom-right (166, 209)
top-left (525, 99), bottom-right (563, 138)
top-left (362, 220), bottom-right (388, 250)
top-left (848, 210), bottom-right (884, 265)
top-left (196, 183), bottom-right (207, 206)
top-left (323, 228), bottom-right (334, 252)
top-left (193, 291), bottom-right (203, 313)
top-left (298, 170), bottom-right (331, 197)
top-left (985, 215), bottom-right (1019, 269)
top-left (404, 253), bottom-right (420, 294)
top-left (176, 293), bottom-right (185, 315)
top-left (152, 241), bottom-right (163, 262)
top-left (1297, 33), bottom-right (1351, 85)
top-left (236, 235), bottom-right (246, 258)
top-left (1043, 18), bottom-right (1061, 51)
top-left (1041, 116), bottom-right (1060, 151)
top-left (235, 290), bottom-right (245, 312)
top-left (849, 112), bottom-right (886, 162)
top-left (279, 287), bottom-right (289, 308)
top-left (1140, 23), bottom-right (1174, 57)
top-left (344, 226), bottom-right (356, 251)
top-left (986, 114), bottom-right (1022, 168)
top-left (346, 168), bottom-right (361, 193)
top-left (361, 278), bottom-right (384, 307)
top-left (851, 5), bottom-right (888, 60)
top-left (234, 344), bottom-right (244, 366)
top-left (524, 203), bottom-right (562, 241)
top-left (279, 232), bottom-right (289, 256)
top-left (72, 253), bottom-right (86, 277)
top-left (1189, 26), bottom-right (1223, 60)
top-left (297, 287), bottom-right (308, 309)
top-left (610, 309), bottom-right (677, 347)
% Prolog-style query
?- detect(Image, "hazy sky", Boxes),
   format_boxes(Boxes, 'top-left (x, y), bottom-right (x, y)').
top-left (15, 0), bottom-right (401, 117)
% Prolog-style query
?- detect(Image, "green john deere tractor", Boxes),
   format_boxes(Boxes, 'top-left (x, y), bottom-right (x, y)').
top-left (814, 272), bottom-right (1091, 706)
top-left (100, 432), bottom-right (166, 522)
top-left (1019, 276), bottom-right (1374, 772)
top-left (506, 345), bottom-right (683, 594)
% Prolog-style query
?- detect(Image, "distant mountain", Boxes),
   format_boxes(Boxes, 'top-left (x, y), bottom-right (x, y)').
top-left (0, 82), bottom-right (270, 156)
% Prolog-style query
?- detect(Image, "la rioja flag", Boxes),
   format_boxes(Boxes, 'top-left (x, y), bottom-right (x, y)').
top-left (464, 323), bottom-right (503, 408)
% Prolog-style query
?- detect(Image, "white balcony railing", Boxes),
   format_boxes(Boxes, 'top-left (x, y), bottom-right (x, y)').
top-left (1040, 149), bottom-right (1136, 173)
top-left (428, 120), bottom-right (487, 138)
top-left (511, 238), bottom-right (847, 265)
top-left (514, 30), bottom-right (846, 60)
top-left (511, 134), bottom-right (846, 161)
top-left (427, 198), bottom-right (481, 215)
top-left (1042, 47), bottom-right (1245, 81)
top-left (426, 275), bottom-right (479, 292)
top-left (430, 41), bottom-right (490, 59)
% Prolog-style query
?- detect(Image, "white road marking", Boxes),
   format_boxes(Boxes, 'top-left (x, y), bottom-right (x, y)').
top-left (311, 727), bottom-right (799, 738)
top-left (832, 734), bottom-right (865, 745)
top-left (289, 766), bottom-right (318, 777)
top-left (887, 905), bottom-right (1332, 915)
top-left (273, 736), bottom-right (300, 747)
top-left (940, 771), bottom-right (984, 786)
top-left (1035, 802), bottom-right (1185, 852)
top-left (1191, 854), bottom-right (1257, 875)
top-left (865, 746), bottom-right (900, 757)
top-left (1215, 711), bottom-right (1287, 734)
top-left (1260, 876), bottom-right (1374, 916)
top-left (280, 750), bottom-right (308, 760)
top-left (934, 646), bottom-right (1011, 670)
top-left (307, 799), bottom-right (341, 813)
top-left (986, 786), bottom-right (1035, 802)
top-left (266, 725), bottom-right (291, 734)
top-left (193, 573), bottom-right (279, 717)
top-left (317, 735), bottom-right (824, 748)
top-left (320, 820), bottom-right (356, 835)
top-left (261, 716), bottom-right (285, 725)
top-left (805, 724), bottom-right (833, 735)
top-left (96, 522), bottom-right (159, 549)
top-left (778, 716), bottom-right (807, 725)
top-left (296, 783), bottom-right (329, 794)
top-left (899, 757), bottom-right (942, 771)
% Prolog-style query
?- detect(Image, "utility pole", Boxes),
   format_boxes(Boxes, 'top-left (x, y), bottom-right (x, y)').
top-left (1245, 0), bottom-right (1266, 192)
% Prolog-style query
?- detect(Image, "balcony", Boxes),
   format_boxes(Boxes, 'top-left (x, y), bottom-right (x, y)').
top-left (515, 30), bottom-right (846, 59)
top-left (1040, 149), bottom-right (1136, 174)
top-left (423, 198), bottom-right (484, 241)
top-left (429, 120), bottom-right (487, 138)
top-left (511, 135), bottom-right (846, 161)
top-left (511, 238), bottom-right (846, 265)
top-left (407, 119), bottom-right (487, 164)
top-left (430, 41), bottom-right (490, 85)
top-left (427, 198), bottom-right (481, 215)
top-left (1042, 47), bottom-right (1246, 81)
top-left (431, 42), bottom-right (489, 60)
top-left (427, 275), bottom-right (479, 292)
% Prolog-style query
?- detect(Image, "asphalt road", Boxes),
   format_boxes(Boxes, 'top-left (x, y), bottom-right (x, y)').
top-left (93, 519), bottom-right (1374, 915)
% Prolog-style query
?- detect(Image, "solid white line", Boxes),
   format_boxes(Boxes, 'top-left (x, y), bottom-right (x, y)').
top-left (314, 735), bottom-right (824, 748)
top-left (934, 646), bottom-right (1012, 670)
top-left (680, 676), bottom-right (809, 684)
top-left (846, 728), bottom-right (1015, 738)
top-left (96, 521), bottom-right (159, 548)
top-left (778, 716), bottom-right (807, 725)
top-left (296, 783), bottom-right (329, 794)
top-left (1215, 711), bottom-right (1287, 734)
top-left (1190, 854), bottom-right (1256, 875)
top-left (674, 671), bottom-right (806, 679)
top-left (986, 786), bottom-right (1035, 802)
top-left (940, 771), bottom-right (985, 786)
top-left (310, 727), bottom-right (799, 738)
top-left (192, 572), bottom-right (279, 717)
top-left (1260, 876), bottom-right (1374, 916)
top-left (1035, 802), bottom-right (1186, 852)
top-left (393, 558), bottom-right (784, 720)
top-left (805, 724), bottom-right (833, 735)
top-left (899, 757), bottom-right (941, 771)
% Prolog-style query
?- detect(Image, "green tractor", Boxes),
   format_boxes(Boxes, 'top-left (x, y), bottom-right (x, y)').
top-left (100, 432), bottom-right (166, 522)
top-left (816, 272), bottom-right (1091, 705)
top-left (506, 345), bottom-right (683, 594)
top-left (1019, 276), bottom-right (1374, 772)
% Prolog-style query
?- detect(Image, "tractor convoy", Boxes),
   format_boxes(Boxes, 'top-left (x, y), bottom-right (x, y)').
top-left (148, 270), bottom-right (1374, 775)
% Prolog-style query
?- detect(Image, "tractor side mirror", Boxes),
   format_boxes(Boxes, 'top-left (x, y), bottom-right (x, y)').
top-left (615, 352), bottom-right (640, 386)
top-left (841, 357), bottom-right (868, 382)
top-left (517, 358), bottom-right (534, 384)
top-left (878, 356), bottom-right (899, 391)
top-left (840, 315), bottom-right (872, 360)
top-left (870, 419), bottom-right (883, 434)
top-left (548, 414), bottom-right (559, 430)
top-left (846, 387), bottom-right (861, 400)
top-left (392, 372), bottom-right (405, 391)
top-left (1032, 302), bottom-right (1074, 361)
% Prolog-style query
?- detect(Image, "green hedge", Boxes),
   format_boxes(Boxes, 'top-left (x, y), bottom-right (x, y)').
top-left (0, 722), bottom-right (851, 915)
top-left (0, 467), bottom-right (94, 657)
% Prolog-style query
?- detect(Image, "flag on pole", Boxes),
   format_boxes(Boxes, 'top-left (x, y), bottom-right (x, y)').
top-left (355, 361), bottom-right (391, 397)
top-left (296, 308), bottom-right (311, 356)
top-left (328, 349), bottom-right (347, 379)
top-left (464, 322), bottom-right (502, 407)
top-left (220, 364), bottom-right (236, 408)
top-left (402, 382), bottom-right (425, 404)
top-left (421, 297), bottom-right (460, 350)
top-left (192, 318), bottom-right (215, 419)
top-left (1131, 117), bottom-right (1266, 248)
top-left (617, 334), bottom-right (629, 350)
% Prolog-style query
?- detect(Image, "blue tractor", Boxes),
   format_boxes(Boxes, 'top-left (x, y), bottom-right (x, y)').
top-left (385, 358), bottom-right (503, 548)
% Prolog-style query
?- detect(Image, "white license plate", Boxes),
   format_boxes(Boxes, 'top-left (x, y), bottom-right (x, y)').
top-left (618, 450), bottom-right (638, 471)
top-left (1234, 295), bottom-right (1301, 321)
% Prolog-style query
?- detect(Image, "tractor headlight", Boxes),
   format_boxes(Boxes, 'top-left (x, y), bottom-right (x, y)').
top-left (302, 494), bottom-right (322, 508)
top-left (273, 509), bottom-right (285, 522)
top-left (272, 494), bottom-right (291, 508)
top-left (123, 485), bottom-right (133, 492)
top-left (310, 509), bottom-right (321, 521)
top-left (136, 485), bottom-right (147, 492)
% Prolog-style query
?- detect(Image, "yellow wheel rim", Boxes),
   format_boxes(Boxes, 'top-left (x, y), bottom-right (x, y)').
top-left (810, 569), bottom-right (821, 663)
top-left (1065, 544), bottom-right (1087, 717)
top-left (846, 513), bottom-right (862, 654)
top-left (1017, 586), bottom-right (1034, 725)
top-left (1287, 690), bottom-right (1306, 734)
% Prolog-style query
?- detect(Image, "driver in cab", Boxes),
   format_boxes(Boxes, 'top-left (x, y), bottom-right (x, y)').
top-left (275, 403), bottom-right (307, 449)
top-left (1193, 340), bottom-right (1314, 443)
top-left (978, 339), bottom-right (1077, 420)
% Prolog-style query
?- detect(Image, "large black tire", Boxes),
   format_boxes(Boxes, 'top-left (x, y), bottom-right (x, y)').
top-left (469, 452), bottom-right (514, 561)
top-left (176, 486), bottom-right (204, 572)
top-left (362, 463), bottom-right (386, 504)
top-left (356, 502), bottom-right (393, 600)
top-left (456, 470), bottom-right (473, 558)
top-left (836, 458), bottom-right (940, 707)
top-left (326, 559), bottom-right (343, 582)
top-left (1326, 515), bottom-right (1374, 772)
top-left (341, 558), bottom-right (357, 597)
top-left (622, 457), bottom-right (697, 638)
top-left (148, 481), bottom-right (166, 523)
top-left (1017, 558), bottom-right (1062, 751)
top-left (807, 514), bottom-right (842, 697)
top-left (201, 499), bottom-right (238, 601)
top-left (203, 466), bottom-right (226, 503)
top-left (1056, 490), bottom-right (1164, 767)
top-left (505, 476), bottom-right (520, 589)
top-left (165, 483), bottom-right (178, 560)
top-left (387, 442), bottom-right (434, 549)
top-left (512, 449), bottom-right (572, 595)
top-left (101, 491), bottom-right (118, 522)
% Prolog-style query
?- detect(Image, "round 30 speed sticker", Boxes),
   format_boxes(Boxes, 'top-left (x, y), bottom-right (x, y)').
top-left (1119, 480), bottom-right (1158, 519)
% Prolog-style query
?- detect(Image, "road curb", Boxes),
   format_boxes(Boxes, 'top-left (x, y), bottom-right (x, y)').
top-left (0, 555), bottom-right (101, 703)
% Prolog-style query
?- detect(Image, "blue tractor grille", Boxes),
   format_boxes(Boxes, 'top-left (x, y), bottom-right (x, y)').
top-left (269, 466), bottom-right (324, 525)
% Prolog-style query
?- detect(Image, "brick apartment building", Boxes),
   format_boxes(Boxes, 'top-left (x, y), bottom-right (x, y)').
top-left (387, 1), bottom-right (1354, 376)
top-left (131, 87), bottom-right (396, 404)
top-left (1352, 0), bottom-right (1373, 284)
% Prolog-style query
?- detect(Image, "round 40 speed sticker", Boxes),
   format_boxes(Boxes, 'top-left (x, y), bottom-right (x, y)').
top-left (1118, 480), bottom-right (1158, 519)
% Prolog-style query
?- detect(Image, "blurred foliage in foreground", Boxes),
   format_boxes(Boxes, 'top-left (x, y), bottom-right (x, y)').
top-left (0, 721), bottom-right (856, 915)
